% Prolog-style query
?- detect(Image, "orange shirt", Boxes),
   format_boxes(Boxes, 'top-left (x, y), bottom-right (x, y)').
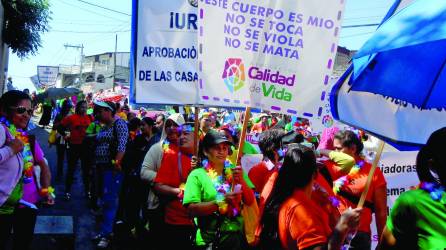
top-left (332, 160), bottom-right (386, 233)
top-left (256, 172), bottom-right (340, 241)
top-left (154, 145), bottom-right (193, 226)
top-left (312, 174), bottom-right (342, 229)
top-left (248, 161), bottom-right (277, 193)
top-left (251, 122), bottom-right (269, 133)
top-left (279, 189), bottom-right (332, 250)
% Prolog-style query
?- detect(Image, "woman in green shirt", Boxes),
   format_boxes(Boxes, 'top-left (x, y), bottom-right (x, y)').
top-left (183, 131), bottom-right (255, 250)
top-left (381, 128), bottom-right (446, 250)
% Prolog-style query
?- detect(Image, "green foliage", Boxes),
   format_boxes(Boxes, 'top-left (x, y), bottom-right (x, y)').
top-left (2, 0), bottom-right (51, 58)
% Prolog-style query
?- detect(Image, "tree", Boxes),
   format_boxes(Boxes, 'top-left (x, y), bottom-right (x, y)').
top-left (2, 0), bottom-right (51, 58)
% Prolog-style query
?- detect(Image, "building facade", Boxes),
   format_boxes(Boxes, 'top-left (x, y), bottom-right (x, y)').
top-left (58, 52), bottom-right (130, 90)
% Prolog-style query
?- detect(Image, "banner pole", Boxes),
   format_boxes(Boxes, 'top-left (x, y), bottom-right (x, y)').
top-left (235, 107), bottom-right (251, 166)
top-left (193, 107), bottom-right (200, 157)
top-left (357, 140), bottom-right (385, 208)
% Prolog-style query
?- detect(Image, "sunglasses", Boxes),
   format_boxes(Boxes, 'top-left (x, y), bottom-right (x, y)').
top-left (11, 106), bottom-right (33, 115)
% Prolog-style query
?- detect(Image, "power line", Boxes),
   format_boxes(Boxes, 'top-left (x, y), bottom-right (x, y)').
top-left (51, 21), bottom-right (128, 26)
top-left (76, 0), bottom-right (130, 16)
top-left (58, 0), bottom-right (128, 22)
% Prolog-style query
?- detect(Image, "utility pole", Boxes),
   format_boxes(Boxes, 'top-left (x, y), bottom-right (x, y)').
top-left (113, 34), bottom-right (117, 92)
top-left (64, 43), bottom-right (84, 87)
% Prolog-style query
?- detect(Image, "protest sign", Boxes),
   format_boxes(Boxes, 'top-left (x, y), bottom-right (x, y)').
top-left (198, 0), bottom-right (345, 120)
top-left (370, 151), bottom-right (419, 248)
top-left (37, 66), bottom-right (59, 88)
top-left (131, 0), bottom-right (198, 105)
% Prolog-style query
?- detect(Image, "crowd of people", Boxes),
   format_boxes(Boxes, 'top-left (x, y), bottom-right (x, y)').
top-left (0, 89), bottom-right (445, 250)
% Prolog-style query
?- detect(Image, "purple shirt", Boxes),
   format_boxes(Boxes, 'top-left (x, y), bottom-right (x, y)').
top-left (21, 142), bottom-right (45, 205)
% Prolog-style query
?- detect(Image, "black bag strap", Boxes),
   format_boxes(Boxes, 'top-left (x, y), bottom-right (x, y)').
top-left (28, 134), bottom-right (36, 162)
top-left (337, 189), bottom-right (375, 212)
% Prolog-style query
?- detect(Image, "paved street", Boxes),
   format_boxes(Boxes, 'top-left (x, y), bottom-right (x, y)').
top-left (29, 121), bottom-right (96, 250)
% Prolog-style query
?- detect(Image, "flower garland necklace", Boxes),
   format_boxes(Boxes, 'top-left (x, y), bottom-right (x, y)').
top-left (0, 117), bottom-right (34, 184)
top-left (333, 160), bottom-right (365, 194)
top-left (419, 182), bottom-right (445, 203)
top-left (313, 182), bottom-right (341, 208)
top-left (203, 159), bottom-right (239, 215)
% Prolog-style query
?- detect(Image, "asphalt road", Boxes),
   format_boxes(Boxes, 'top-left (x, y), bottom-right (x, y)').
top-left (29, 122), bottom-right (96, 250)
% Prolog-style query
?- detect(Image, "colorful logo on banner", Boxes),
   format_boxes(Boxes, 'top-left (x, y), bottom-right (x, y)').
top-left (322, 115), bottom-right (334, 128)
top-left (222, 58), bottom-right (245, 93)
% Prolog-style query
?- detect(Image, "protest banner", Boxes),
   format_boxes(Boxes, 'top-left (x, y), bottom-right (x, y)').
top-left (197, 0), bottom-right (345, 125)
top-left (37, 66), bottom-right (59, 89)
top-left (370, 151), bottom-right (419, 248)
top-left (131, 0), bottom-right (198, 105)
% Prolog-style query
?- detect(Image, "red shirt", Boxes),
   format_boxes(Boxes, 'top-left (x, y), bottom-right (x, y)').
top-left (61, 114), bottom-right (92, 144)
top-left (248, 161), bottom-right (277, 192)
top-left (154, 145), bottom-right (193, 225)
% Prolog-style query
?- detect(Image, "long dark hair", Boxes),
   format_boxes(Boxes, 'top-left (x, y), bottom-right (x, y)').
top-left (60, 100), bottom-right (72, 118)
top-left (0, 90), bottom-right (32, 119)
top-left (75, 100), bottom-right (87, 115)
top-left (259, 145), bottom-right (317, 249)
top-left (417, 127), bottom-right (446, 187)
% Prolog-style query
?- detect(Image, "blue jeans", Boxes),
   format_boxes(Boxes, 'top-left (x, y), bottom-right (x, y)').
top-left (100, 169), bottom-right (123, 236)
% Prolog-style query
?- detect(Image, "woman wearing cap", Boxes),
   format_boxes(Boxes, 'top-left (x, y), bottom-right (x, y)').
top-left (92, 101), bottom-right (129, 249)
top-left (140, 113), bottom-right (184, 249)
top-left (183, 130), bottom-right (255, 250)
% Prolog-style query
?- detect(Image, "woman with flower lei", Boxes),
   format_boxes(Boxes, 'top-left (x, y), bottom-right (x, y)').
top-left (329, 130), bottom-right (387, 249)
top-left (0, 90), bottom-right (54, 249)
top-left (183, 131), bottom-right (255, 250)
top-left (381, 128), bottom-right (446, 250)
top-left (258, 145), bottom-right (362, 250)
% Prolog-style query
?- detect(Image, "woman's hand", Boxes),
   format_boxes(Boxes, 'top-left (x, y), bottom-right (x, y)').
top-left (232, 166), bottom-right (244, 184)
top-left (46, 194), bottom-right (55, 206)
top-left (7, 139), bottom-right (24, 154)
top-left (224, 191), bottom-right (242, 206)
top-left (338, 207), bottom-right (362, 233)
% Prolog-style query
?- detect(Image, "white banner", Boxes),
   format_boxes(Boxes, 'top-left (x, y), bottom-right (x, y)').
top-left (37, 66), bottom-right (59, 88)
top-left (133, 0), bottom-right (198, 104)
top-left (371, 151), bottom-right (419, 248)
top-left (332, 72), bottom-right (446, 145)
top-left (198, 0), bottom-right (345, 120)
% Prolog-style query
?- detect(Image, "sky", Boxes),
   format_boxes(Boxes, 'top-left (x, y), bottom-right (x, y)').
top-left (8, 0), bottom-right (395, 91)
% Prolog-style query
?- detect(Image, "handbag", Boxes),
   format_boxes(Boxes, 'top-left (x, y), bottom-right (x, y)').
top-left (48, 129), bottom-right (57, 144)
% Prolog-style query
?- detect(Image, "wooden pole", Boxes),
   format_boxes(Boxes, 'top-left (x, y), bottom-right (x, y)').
top-left (193, 107), bottom-right (200, 157)
top-left (235, 107), bottom-right (251, 166)
top-left (357, 140), bottom-right (385, 208)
